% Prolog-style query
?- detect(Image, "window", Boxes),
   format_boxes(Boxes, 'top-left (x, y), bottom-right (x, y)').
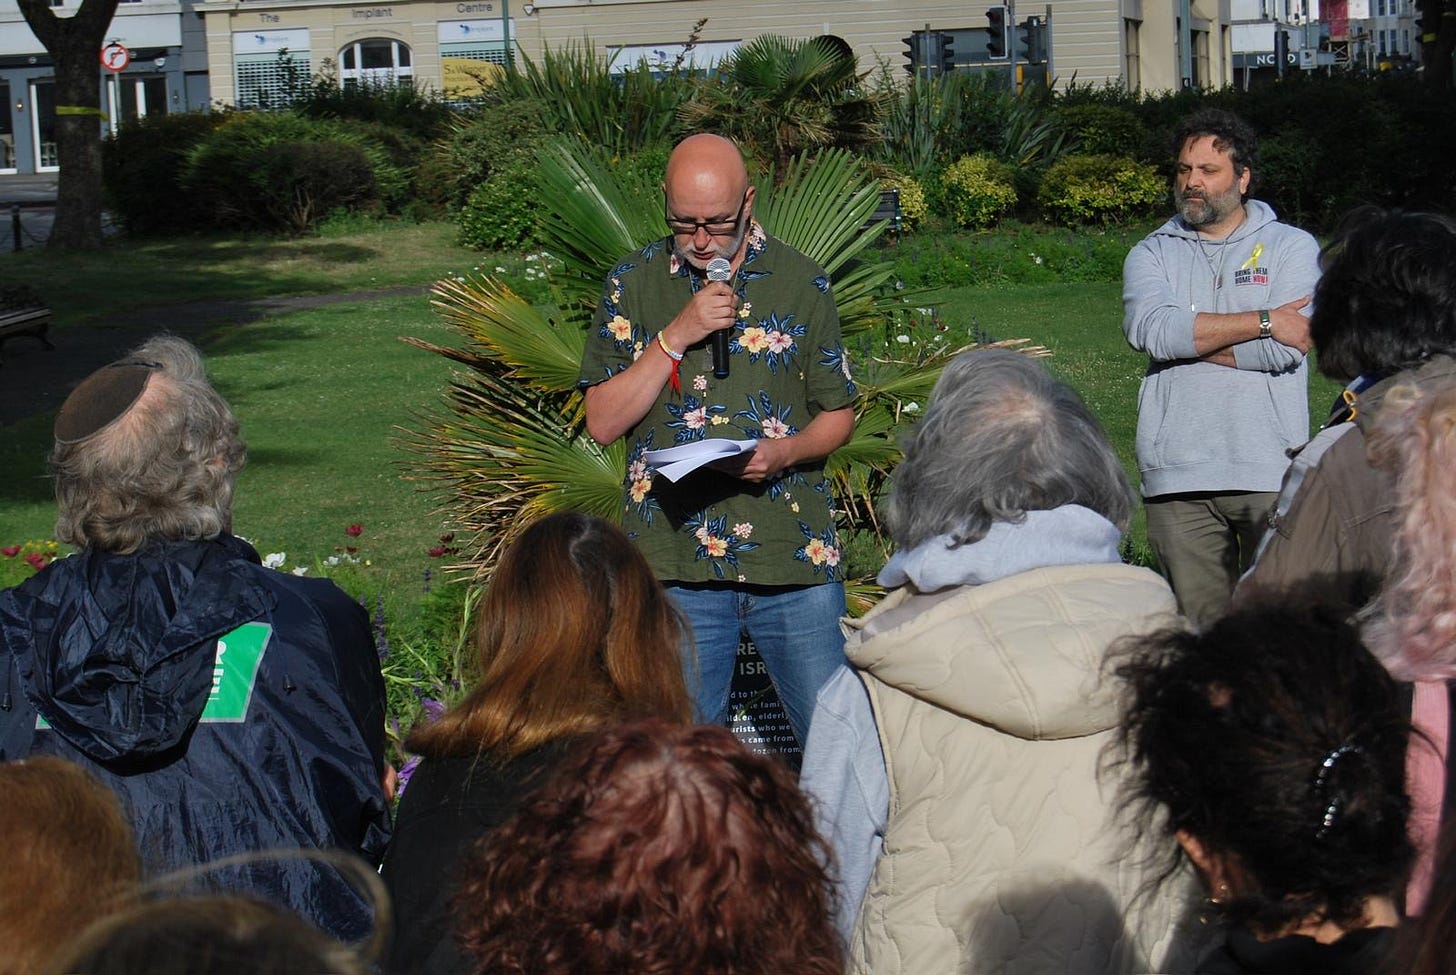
top-left (0, 81), bottom-right (13, 172)
top-left (339, 39), bottom-right (412, 87)
top-left (1191, 28), bottom-right (1210, 86)
top-left (31, 80), bottom-right (58, 170)
top-left (236, 51), bottom-right (312, 108)
top-left (106, 75), bottom-right (168, 133)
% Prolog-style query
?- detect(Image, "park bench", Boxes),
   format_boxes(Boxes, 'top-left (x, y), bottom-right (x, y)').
top-left (866, 187), bottom-right (903, 242)
top-left (0, 286), bottom-right (54, 366)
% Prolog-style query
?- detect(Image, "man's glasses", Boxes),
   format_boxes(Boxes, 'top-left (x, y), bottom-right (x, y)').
top-left (665, 192), bottom-right (748, 237)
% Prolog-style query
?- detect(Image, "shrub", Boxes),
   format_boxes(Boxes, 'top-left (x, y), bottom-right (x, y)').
top-left (253, 141), bottom-right (378, 234)
top-left (1037, 154), bottom-right (1164, 226)
top-left (441, 98), bottom-right (555, 211)
top-left (883, 174), bottom-right (929, 229)
top-left (103, 111), bottom-right (227, 235)
top-left (939, 154), bottom-right (1018, 229)
top-left (183, 111), bottom-right (408, 233)
top-left (457, 163), bottom-right (543, 250)
top-left (1054, 104), bottom-right (1150, 160)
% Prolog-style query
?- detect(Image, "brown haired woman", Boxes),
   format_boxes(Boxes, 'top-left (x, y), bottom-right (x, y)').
top-left (380, 512), bottom-right (692, 975)
top-left (454, 719), bottom-right (843, 975)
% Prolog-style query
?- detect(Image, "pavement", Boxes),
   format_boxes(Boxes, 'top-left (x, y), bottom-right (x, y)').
top-left (0, 173), bottom-right (60, 254)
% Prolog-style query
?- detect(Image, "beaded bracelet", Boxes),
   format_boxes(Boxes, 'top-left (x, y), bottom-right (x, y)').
top-left (656, 332), bottom-right (684, 394)
top-left (656, 332), bottom-right (684, 361)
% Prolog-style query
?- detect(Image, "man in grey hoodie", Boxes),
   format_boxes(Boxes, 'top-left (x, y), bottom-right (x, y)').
top-left (1122, 108), bottom-right (1320, 624)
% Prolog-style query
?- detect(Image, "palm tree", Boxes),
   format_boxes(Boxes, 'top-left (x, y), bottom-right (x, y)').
top-left (401, 139), bottom-right (1040, 609)
top-left (678, 35), bottom-right (888, 174)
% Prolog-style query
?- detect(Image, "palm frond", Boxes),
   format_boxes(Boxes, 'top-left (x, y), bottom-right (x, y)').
top-left (535, 138), bottom-right (667, 299)
top-left (426, 276), bottom-right (585, 392)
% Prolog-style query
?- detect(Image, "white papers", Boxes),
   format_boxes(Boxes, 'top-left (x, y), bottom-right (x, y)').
top-left (643, 438), bottom-right (757, 482)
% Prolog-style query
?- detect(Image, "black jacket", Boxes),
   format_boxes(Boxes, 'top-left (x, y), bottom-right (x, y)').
top-left (0, 535), bottom-right (391, 942)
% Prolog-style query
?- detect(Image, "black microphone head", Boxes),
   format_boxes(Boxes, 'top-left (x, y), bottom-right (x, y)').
top-left (706, 257), bottom-right (732, 282)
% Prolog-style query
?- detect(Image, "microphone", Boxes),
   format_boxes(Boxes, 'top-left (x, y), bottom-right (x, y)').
top-left (706, 257), bottom-right (732, 380)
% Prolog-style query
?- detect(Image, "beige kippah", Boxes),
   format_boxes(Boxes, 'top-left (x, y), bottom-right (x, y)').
top-left (54, 359), bottom-right (160, 445)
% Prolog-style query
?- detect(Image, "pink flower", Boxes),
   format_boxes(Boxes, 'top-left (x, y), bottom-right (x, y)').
top-left (23, 553), bottom-right (47, 571)
top-left (684, 406), bottom-right (707, 430)
top-left (345, 524), bottom-right (363, 537)
top-left (427, 546), bottom-right (447, 558)
top-left (732, 522), bottom-right (754, 539)
top-left (761, 417), bottom-right (790, 439)
top-left (824, 546), bottom-right (841, 567)
top-left (1, 545), bottom-right (19, 558)
top-left (766, 331), bottom-right (795, 354)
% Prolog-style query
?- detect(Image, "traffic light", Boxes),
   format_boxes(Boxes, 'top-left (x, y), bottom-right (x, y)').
top-left (902, 32), bottom-right (924, 75)
top-left (986, 5), bottom-right (1009, 59)
top-left (1019, 16), bottom-right (1046, 64)
top-left (933, 31), bottom-right (956, 73)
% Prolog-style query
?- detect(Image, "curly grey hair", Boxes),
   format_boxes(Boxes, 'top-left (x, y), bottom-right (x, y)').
top-left (52, 336), bottom-right (246, 554)
top-left (884, 348), bottom-right (1133, 550)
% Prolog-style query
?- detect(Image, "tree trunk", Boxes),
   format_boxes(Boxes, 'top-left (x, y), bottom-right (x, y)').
top-left (17, 0), bottom-right (121, 250)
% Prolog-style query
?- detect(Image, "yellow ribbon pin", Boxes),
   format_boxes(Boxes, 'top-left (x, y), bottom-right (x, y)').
top-left (1241, 242), bottom-right (1264, 270)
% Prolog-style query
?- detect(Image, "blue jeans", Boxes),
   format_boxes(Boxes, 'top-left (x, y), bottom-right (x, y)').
top-left (666, 582), bottom-right (848, 748)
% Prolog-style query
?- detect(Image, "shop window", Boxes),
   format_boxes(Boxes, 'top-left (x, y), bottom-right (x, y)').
top-left (339, 39), bottom-right (413, 87)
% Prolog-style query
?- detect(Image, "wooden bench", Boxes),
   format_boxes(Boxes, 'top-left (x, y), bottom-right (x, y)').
top-left (0, 286), bottom-right (54, 366)
top-left (867, 187), bottom-right (904, 241)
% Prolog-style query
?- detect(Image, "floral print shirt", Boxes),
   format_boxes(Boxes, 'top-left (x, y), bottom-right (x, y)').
top-left (578, 224), bottom-right (857, 586)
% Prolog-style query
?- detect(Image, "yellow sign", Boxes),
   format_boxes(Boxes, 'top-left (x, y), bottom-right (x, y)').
top-left (442, 58), bottom-right (503, 98)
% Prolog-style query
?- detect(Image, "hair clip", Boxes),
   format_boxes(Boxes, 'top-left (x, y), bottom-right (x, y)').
top-left (1313, 742), bottom-right (1362, 839)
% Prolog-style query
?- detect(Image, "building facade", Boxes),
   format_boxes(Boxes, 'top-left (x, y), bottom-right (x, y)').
top-left (0, 0), bottom-right (1232, 174)
top-left (197, 0), bottom-right (1230, 107)
top-left (0, 0), bottom-right (211, 173)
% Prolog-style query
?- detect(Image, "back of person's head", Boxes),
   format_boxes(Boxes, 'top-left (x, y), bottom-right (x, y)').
top-left (1310, 207), bottom-right (1456, 382)
top-left (1114, 600), bottom-right (1411, 936)
top-left (50, 895), bottom-right (368, 975)
top-left (1172, 108), bottom-right (1258, 183)
top-left (1363, 379), bottom-right (1456, 681)
top-left (454, 719), bottom-right (843, 975)
top-left (885, 348), bottom-right (1133, 550)
top-left (0, 757), bottom-right (141, 975)
top-left (407, 512), bottom-right (691, 759)
top-left (51, 334), bottom-right (245, 553)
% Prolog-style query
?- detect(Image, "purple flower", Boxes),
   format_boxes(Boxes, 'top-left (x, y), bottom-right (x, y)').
top-left (395, 755), bottom-right (423, 799)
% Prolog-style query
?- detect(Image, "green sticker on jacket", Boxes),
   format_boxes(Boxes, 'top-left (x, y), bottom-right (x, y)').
top-left (37, 621), bottom-right (271, 729)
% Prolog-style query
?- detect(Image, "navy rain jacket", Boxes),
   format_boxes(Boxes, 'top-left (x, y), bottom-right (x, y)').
top-left (0, 534), bottom-right (392, 942)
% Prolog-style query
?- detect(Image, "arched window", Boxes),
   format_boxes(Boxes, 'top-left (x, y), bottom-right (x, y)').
top-left (339, 39), bottom-right (412, 87)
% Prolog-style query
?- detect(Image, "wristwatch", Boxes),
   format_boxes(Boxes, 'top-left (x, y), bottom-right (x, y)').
top-left (1258, 309), bottom-right (1273, 340)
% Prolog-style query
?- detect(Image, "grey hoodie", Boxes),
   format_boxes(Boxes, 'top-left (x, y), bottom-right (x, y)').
top-left (1122, 199), bottom-right (1321, 496)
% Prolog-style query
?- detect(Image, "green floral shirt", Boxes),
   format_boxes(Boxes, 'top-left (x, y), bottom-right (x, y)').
top-left (578, 223), bottom-right (857, 586)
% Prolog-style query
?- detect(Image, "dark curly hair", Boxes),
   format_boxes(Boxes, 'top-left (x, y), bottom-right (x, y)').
top-left (453, 720), bottom-right (843, 975)
top-left (1172, 108), bottom-right (1258, 194)
top-left (1112, 598), bottom-right (1411, 937)
top-left (1310, 207), bottom-right (1456, 382)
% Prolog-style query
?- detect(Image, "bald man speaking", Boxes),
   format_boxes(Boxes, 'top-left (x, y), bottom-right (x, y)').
top-left (578, 133), bottom-right (857, 747)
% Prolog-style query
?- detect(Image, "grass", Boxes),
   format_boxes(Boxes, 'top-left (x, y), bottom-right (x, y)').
top-left (3, 220), bottom-right (485, 325)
